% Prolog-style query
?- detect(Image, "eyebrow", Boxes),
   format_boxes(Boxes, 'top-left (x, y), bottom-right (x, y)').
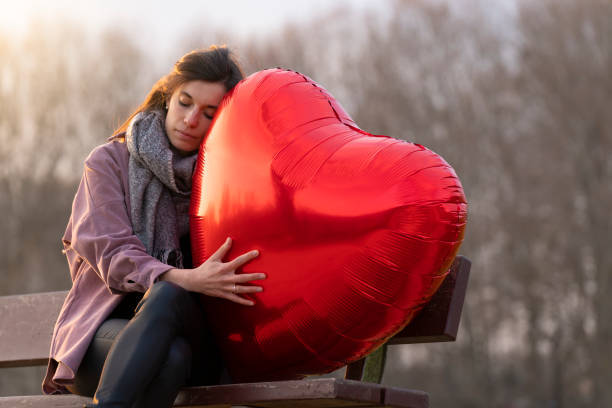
top-left (180, 91), bottom-right (218, 109)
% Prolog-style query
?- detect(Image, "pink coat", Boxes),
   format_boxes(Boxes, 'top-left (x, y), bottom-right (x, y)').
top-left (43, 139), bottom-right (172, 394)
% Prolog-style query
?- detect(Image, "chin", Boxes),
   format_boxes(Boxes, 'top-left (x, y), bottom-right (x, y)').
top-left (177, 149), bottom-right (197, 156)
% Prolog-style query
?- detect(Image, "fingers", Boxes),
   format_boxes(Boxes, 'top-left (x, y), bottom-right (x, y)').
top-left (209, 237), bottom-right (232, 261)
top-left (224, 280), bottom-right (264, 306)
top-left (227, 250), bottom-right (259, 269)
top-left (209, 239), bottom-right (259, 270)
top-left (206, 239), bottom-right (265, 307)
top-left (234, 272), bottom-right (267, 283)
top-left (232, 283), bottom-right (264, 294)
top-left (226, 293), bottom-right (255, 306)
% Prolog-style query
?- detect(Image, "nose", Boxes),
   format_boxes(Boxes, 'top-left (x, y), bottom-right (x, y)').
top-left (184, 108), bottom-right (199, 128)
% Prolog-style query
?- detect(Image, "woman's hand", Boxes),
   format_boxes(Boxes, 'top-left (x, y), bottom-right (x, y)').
top-left (160, 237), bottom-right (265, 306)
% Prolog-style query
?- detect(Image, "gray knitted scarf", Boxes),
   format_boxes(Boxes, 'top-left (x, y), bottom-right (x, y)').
top-left (126, 110), bottom-right (197, 268)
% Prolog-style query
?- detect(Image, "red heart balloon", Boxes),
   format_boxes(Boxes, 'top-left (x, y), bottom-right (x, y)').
top-left (190, 69), bottom-right (467, 382)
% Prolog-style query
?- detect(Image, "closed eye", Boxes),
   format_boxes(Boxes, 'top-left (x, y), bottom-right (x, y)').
top-left (204, 108), bottom-right (216, 120)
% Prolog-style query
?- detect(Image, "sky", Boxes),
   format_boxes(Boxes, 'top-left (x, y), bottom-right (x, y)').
top-left (0, 0), bottom-right (520, 58)
top-left (0, 0), bottom-right (377, 53)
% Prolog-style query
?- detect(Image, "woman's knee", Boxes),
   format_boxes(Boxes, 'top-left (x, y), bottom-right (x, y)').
top-left (136, 281), bottom-right (189, 316)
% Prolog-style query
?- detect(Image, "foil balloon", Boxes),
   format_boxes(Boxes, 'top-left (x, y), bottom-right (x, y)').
top-left (190, 69), bottom-right (467, 382)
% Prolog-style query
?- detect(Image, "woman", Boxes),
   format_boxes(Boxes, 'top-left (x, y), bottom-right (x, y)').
top-left (42, 45), bottom-right (265, 407)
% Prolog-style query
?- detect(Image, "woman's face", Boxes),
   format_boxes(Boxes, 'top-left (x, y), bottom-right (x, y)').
top-left (165, 80), bottom-right (227, 155)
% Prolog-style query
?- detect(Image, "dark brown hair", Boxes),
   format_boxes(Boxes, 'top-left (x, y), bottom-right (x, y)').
top-left (114, 45), bottom-right (244, 135)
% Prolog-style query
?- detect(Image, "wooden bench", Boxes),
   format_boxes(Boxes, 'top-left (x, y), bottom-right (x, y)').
top-left (0, 256), bottom-right (470, 408)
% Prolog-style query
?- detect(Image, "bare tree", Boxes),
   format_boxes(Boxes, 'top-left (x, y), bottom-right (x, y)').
top-left (515, 0), bottom-right (612, 405)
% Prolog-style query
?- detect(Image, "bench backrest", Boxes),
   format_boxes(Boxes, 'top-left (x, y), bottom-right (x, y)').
top-left (0, 256), bottom-right (470, 369)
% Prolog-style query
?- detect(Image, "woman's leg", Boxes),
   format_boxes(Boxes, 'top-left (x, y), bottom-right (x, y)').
top-left (68, 292), bottom-right (142, 397)
top-left (88, 281), bottom-right (211, 408)
top-left (132, 336), bottom-right (192, 408)
top-left (67, 319), bottom-right (129, 397)
top-left (71, 323), bottom-right (193, 408)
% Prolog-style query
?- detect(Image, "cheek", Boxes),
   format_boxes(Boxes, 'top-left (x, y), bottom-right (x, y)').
top-left (164, 115), bottom-right (172, 135)
top-left (164, 107), bottom-right (176, 133)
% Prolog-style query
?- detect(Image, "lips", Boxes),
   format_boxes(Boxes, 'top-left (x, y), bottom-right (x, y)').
top-left (176, 129), bottom-right (198, 140)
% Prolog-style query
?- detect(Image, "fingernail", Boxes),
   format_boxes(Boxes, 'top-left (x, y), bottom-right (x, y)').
top-left (253, 250), bottom-right (259, 256)
top-left (257, 287), bottom-right (263, 292)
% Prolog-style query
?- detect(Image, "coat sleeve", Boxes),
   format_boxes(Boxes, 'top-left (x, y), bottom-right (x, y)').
top-left (64, 144), bottom-right (172, 294)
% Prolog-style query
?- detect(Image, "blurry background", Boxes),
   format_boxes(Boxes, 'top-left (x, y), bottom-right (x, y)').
top-left (1, 0), bottom-right (611, 406)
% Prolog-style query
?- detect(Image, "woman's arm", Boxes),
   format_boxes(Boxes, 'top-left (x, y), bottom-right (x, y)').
top-left (160, 237), bottom-right (265, 306)
top-left (66, 143), bottom-right (266, 303)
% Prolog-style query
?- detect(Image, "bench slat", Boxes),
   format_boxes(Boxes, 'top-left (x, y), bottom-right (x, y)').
top-left (176, 378), bottom-right (428, 408)
top-left (0, 379), bottom-right (427, 408)
top-left (0, 394), bottom-right (91, 407)
top-left (0, 291), bottom-right (66, 368)
top-left (176, 379), bottom-right (380, 407)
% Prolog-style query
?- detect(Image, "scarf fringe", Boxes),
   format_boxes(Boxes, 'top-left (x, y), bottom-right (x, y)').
top-left (152, 248), bottom-right (184, 269)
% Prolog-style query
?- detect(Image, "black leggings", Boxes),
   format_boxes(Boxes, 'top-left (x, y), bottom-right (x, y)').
top-left (67, 281), bottom-right (223, 407)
